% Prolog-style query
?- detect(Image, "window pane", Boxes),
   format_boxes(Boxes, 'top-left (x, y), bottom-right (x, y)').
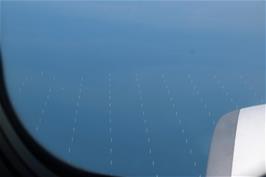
top-left (1, 1), bottom-right (265, 176)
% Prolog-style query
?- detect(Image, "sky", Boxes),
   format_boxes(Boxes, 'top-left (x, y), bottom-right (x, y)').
top-left (1, 1), bottom-right (265, 177)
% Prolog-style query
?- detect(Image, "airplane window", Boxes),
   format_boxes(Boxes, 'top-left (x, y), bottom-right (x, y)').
top-left (1, 1), bottom-right (265, 176)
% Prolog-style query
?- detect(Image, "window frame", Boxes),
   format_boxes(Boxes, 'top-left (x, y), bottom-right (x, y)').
top-left (0, 50), bottom-right (110, 177)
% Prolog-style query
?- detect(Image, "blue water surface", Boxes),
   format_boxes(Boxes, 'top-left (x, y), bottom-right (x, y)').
top-left (1, 1), bottom-right (265, 177)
